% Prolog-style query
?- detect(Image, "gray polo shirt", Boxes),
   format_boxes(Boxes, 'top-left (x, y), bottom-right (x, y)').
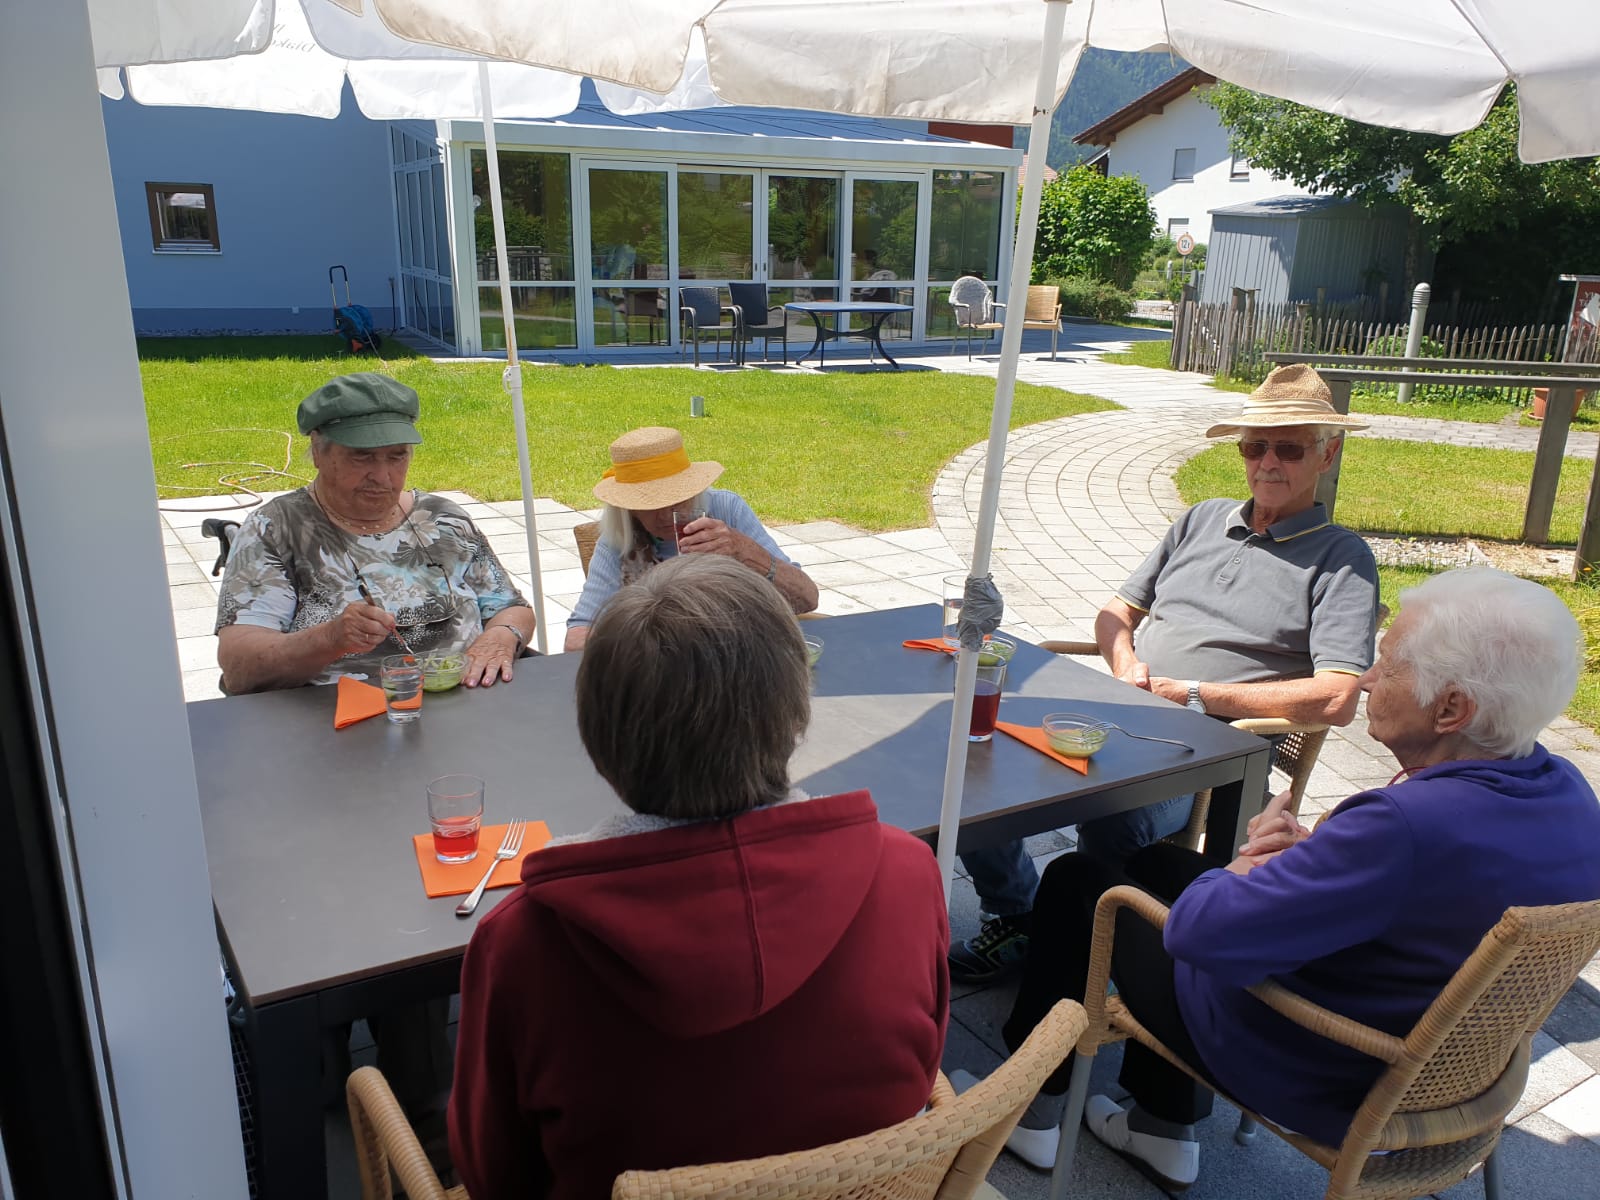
top-left (1118, 498), bottom-right (1378, 685)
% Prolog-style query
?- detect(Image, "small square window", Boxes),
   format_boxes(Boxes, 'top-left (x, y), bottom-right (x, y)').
top-left (1171, 148), bottom-right (1196, 181)
top-left (1167, 218), bottom-right (1191, 239)
top-left (145, 183), bottom-right (219, 252)
top-left (1230, 154), bottom-right (1251, 181)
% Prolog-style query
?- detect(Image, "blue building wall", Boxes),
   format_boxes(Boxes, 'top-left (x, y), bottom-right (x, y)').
top-left (102, 86), bottom-right (400, 335)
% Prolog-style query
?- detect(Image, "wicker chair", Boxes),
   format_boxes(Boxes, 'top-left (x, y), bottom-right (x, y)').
top-left (344, 1000), bottom-right (1085, 1200)
top-left (679, 285), bottom-right (739, 368)
top-left (728, 281), bottom-right (788, 366)
top-left (613, 999), bottom-right (1086, 1200)
top-left (1053, 887), bottom-right (1600, 1200)
top-left (1035, 639), bottom-right (1329, 852)
top-left (1021, 285), bottom-right (1062, 360)
top-left (574, 521), bottom-right (601, 576)
top-left (948, 276), bottom-right (1005, 361)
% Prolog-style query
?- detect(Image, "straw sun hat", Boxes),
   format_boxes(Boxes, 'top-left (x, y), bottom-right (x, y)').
top-left (1204, 364), bottom-right (1370, 439)
top-left (592, 426), bottom-right (724, 511)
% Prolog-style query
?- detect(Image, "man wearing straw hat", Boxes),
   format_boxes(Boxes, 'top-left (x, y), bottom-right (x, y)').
top-left (953, 364), bottom-right (1379, 983)
top-left (565, 427), bottom-right (819, 651)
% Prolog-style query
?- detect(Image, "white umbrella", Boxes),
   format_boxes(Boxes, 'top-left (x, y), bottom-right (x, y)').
top-left (366, 0), bottom-right (1600, 899)
top-left (94, 1), bottom-right (724, 655)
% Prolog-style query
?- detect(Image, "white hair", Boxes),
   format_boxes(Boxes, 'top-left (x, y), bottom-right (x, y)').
top-left (598, 490), bottom-right (710, 551)
top-left (1393, 567), bottom-right (1583, 757)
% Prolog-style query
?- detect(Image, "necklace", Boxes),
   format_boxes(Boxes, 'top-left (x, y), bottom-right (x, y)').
top-left (309, 480), bottom-right (403, 535)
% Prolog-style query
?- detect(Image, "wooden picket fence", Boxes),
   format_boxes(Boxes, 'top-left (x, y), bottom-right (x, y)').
top-left (1170, 300), bottom-right (1600, 401)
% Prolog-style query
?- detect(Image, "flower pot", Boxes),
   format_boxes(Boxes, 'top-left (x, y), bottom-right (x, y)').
top-left (1531, 387), bottom-right (1589, 421)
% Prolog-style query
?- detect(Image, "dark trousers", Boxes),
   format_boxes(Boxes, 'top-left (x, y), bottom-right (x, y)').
top-left (1002, 843), bottom-right (1221, 1126)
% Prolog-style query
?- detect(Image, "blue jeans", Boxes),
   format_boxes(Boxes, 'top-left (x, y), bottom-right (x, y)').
top-left (960, 794), bottom-right (1195, 916)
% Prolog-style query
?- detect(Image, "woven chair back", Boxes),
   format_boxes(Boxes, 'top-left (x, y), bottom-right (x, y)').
top-left (574, 521), bottom-right (601, 576)
top-left (611, 1000), bottom-right (1086, 1200)
top-left (680, 286), bottom-right (725, 326)
top-left (1393, 900), bottom-right (1600, 1115)
top-left (948, 276), bottom-right (995, 325)
top-left (727, 281), bottom-right (770, 318)
top-left (1023, 286), bottom-right (1059, 322)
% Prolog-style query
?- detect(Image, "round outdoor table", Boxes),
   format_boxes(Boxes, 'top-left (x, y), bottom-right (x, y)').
top-left (784, 300), bottom-right (913, 369)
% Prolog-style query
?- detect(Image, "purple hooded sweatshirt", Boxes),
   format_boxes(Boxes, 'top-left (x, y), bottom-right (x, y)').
top-left (1165, 745), bottom-right (1600, 1145)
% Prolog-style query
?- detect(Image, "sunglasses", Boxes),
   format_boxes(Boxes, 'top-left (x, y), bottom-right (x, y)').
top-left (1237, 439), bottom-right (1321, 462)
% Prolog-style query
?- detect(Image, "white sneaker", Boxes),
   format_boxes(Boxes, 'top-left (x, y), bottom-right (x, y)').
top-left (949, 1070), bottom-right (1063, 1170)
top-left (1084, 1094), bottom-right (1199, 1192)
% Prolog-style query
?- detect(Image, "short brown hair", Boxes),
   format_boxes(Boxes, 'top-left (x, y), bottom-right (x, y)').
top-left (576, 555), bottom-right (811, 818)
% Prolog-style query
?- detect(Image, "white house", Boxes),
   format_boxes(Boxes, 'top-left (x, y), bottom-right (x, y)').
top-left (1072, 68), bottom-right (1314, 245)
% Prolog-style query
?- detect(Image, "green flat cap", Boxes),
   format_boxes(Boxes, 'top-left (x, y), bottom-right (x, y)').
top-left (297, 373), bottom-right (422, 448)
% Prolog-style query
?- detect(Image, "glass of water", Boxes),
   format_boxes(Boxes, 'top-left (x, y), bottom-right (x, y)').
top-left (942, 574), bottom-right (967, 648)
top-left (380, 654), bottom-right (423, 724)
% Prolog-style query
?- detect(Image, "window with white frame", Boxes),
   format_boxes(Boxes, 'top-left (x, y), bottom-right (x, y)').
top-left (1230, 154), bottom-right (1251, 181)
top-left (1167, 218), bottom-right (1191, 239)
top-left (1171, 148), bottom-right (1196, 181)
top-left (145, 183), bottom-right (219, 252)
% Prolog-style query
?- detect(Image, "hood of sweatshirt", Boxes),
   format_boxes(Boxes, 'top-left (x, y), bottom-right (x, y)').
top-left (517, 790), bottom-right (884, 1039)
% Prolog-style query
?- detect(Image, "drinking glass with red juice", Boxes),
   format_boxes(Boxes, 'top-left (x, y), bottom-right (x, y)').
top-left (963, 659), bottom-right (1006, 742)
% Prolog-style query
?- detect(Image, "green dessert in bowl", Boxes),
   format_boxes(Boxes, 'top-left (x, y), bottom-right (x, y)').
top-left (803, 636), bottom-right (824, 667)
top-left (977, 634), bottom-right (1017, 667)
top-left (1042, 713), bottom-right (1109, 758)
top-left (420, 653), bottom-right (466, 692)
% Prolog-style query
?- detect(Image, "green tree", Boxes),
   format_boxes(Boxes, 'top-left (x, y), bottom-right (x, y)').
top-left (1030, 166), bottom-right (1156, 289)
top-left (1204, 83), bottom-right (1600, 299)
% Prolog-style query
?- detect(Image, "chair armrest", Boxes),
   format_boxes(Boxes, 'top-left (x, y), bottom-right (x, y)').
top-left (346, 1066), bottom-right (453, 1200)
top-left (1038, 639), bottom-right (1098, 657)
top-left (1082, 886), bottom-right (1170, 1047)
top-left (1229, 718), bottom-right (1330, 736)
top-left (950, 301), bottom-right (972, 317)
top-left (1245, 979), bottom-right (1405, 1064)
top-left (726, 302), bottom-right (744, 330)
top-left (990, 300), bottom-right (1007, 311)
top-left (1052, 303), bottom-right (1062, 321)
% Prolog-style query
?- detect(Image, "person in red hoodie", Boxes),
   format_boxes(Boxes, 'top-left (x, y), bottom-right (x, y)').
top-left (448, 554), bottom-right (950, 1200)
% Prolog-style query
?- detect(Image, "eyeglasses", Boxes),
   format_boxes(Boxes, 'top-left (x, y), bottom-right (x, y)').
top-left (1237, 439), bottom-right (1321, 462)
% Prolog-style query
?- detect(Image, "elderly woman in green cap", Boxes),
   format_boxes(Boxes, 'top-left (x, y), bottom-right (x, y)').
top-left (216, 372), bottom-right (536, 694)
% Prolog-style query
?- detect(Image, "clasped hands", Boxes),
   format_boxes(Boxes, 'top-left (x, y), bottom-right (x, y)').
top-left (1116, 659), bottom-right (1187, 706)
top-left (1225, 788), bottom-right (1312, 875)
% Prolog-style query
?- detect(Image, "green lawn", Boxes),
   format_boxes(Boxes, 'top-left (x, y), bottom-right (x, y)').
top-left (1175, 439), bottom-right (1594, 544)
top-left (139, 335), bottom-right (1115, 531)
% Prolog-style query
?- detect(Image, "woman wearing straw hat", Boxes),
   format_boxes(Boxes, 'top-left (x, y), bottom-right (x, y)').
top-left (564, 427), bottom-right (818, 651)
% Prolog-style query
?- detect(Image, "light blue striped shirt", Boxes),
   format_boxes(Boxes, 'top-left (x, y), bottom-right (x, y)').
top-left (568, 488), bottom-right (792, 629)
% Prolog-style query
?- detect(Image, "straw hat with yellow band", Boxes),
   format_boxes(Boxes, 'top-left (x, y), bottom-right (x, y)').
top-left (593, 427), bottom-right (724, 511)
top-left (1204, 364), bottom-right (1370, 439)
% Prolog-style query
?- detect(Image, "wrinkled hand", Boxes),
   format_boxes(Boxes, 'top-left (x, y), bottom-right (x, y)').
top-left (1118, 659), bottom-right (1152, 690)
top-left (1225, 790), bottom-right (1311, 874)
top-left (1147, 676), bottom-right (1187, 704)
top-left (675, 516), bottom-right (741, 559)
top-left (462, 626), bottom-right (519, 688)
top-left (328, 602), bottom-right (395, 657)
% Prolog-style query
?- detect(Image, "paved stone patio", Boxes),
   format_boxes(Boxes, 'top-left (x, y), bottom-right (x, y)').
top-left (160, 325), bottom-right (1600, 1198)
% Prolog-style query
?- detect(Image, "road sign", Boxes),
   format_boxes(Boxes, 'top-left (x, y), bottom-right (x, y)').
top-left (1176, 232), bottom-right (1195, 256)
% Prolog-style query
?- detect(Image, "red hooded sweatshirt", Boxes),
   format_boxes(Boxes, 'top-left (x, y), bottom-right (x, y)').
top-left (448, 790), bottom-right (949, 1200)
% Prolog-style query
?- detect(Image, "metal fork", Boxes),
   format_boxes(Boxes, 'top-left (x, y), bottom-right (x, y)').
top-left (1103, 723), bottom-right (1195, 752)
top-left (455, 819), bottom-right (527, 917)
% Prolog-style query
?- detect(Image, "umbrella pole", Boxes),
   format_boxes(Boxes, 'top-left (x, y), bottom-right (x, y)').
top-left (479, 62), bottom-right (550, 654)
top-left (935, 0), bottom-right (1068, 900)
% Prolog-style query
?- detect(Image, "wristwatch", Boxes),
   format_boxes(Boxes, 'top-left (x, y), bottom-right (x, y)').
top-left (1185, 680), bottom-right (1206, 714)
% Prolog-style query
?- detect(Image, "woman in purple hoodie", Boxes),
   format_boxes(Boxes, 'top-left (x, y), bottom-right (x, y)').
top-left (983, 567), bottom-right (1600, 1190)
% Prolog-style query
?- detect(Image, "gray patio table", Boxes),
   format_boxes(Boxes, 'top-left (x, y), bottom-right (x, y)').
top-left (784, 300), bottom-right (914, 368)
top-left (189, 603), bottom-right (1269, 1199)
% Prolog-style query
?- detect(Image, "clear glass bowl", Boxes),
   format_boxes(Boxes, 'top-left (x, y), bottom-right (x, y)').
top-left (1042, 713), bottom-right (1110, 758)
top-left (420, 653), bottom-right (466, 692)
top-left (977, 633), bottom-right (1017, 665)
top-left (804, 636), bottom-right (824, 667)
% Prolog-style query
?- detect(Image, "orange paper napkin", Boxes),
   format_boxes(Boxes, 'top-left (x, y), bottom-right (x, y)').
top-left (334, 676), bottom-right (389, 729)
top-left (902, 637), bottom-right (957, 654)
top-left (994, 721), bottom-right (1091, 775)
top-left (411, 821), bottom-right (553, 898)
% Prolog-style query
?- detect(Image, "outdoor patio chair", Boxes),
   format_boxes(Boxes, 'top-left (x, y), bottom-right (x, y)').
top-left (574, 520), bottom-right (600, 575)
top-left (1022, 285), bottom-right (1063, 360)
top-left (200, 517), bottom-right (241, 576)
top-left (1037, 638), bottom-right (1331, 852)
top-left (948, 275), bottom-right (1005, 361)
top-left (1055, 889), bottom-right (1600, 1200)
top-left (679, 286), bottom-right (739, 368)
top-left (612, 999), bottom-right (1086, 1199)
top-left (727, 281), bottom-right (788, 366)
top-left (344, 1000), bottom-right (1084, 1200)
